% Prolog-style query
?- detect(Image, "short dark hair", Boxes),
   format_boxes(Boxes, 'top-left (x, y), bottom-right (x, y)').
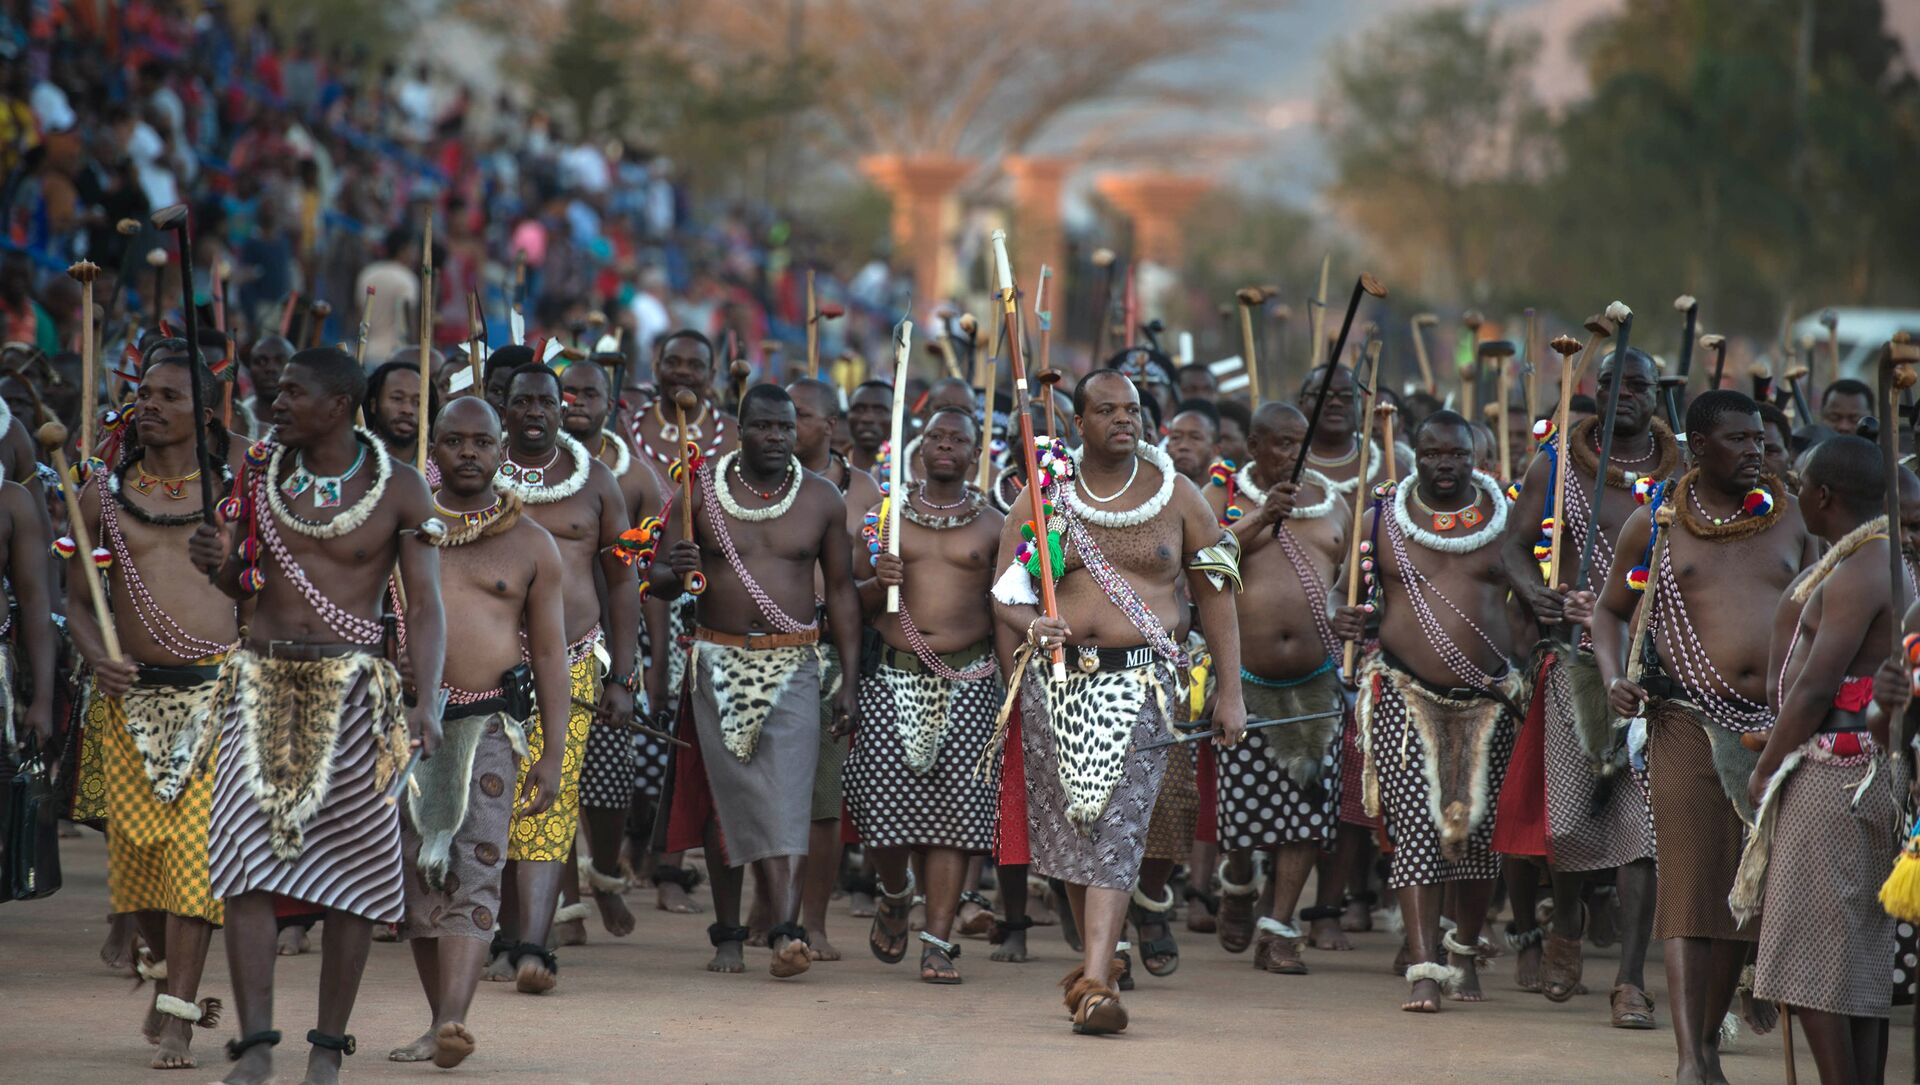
top-left (133, 354), bottom-right (230, 468)
top-left (1569, 394), bottom-right (1598, 415)
top-left (1072, 369), bottom-right (1133, 416)
top-left (1415, 408), bottom-right (1472, 442)
top-left (485, 344), bottom-right (534, 383)
top-left (1804, 434), bottom-right (1886, 516)
top-left (1170, 398), bottom-right (1220, 436)
top-left (563, 359), bottom-right (611, 392)
top-left (1756, 401), bottom-right (1793, 440)
top-left (923, 405), bottom-right (979, 441)
top-left (366, 359), bottom-right (443, 423)
top-left (1216, 398), bottom-right (1252, 437)
top-left (1176, 362), bottom-right (1218, 388)
top-left (785, 377), bottom-right (844, 417)
top-left (657, 329), bottom-right (714, 364)
top-left (1597, 346), bottom-right (1658, 380)
top-left (1821, 378), bottom-right (1873, 406)
top-left (738, 382), bottom-right (793, 421)
top-left (852, 379), bottom-right (893, 401)
top-left (288, 347), bottom-right (366, 407)
top-left (1685, 389), bottom-right (1760, 441)
top-left (506, 363), bottom-right (561, 397)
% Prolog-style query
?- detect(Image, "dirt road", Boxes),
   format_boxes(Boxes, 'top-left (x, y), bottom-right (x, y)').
top-left (3, 835), bottom-right (1908, 1083)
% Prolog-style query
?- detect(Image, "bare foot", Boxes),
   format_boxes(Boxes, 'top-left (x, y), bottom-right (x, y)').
top-left (388, 1031), bottom-right (439, 1062)
top-left (1403, 977), bottom-right (1442, 1013)
top-left (550, 917), bottom-right (588, 947)
top-left (592, 889), bottom-right (636, 937)
top-left (301, 1046), bottom-right (344, 1085)
top-left (990, 929), bottom-right (1030, 963)
top-left (223, 1043), bottom-right (274, 1085)
top-left (707, 940), bottom-right (745, 973)
top-left (276, 925), bottom-right (310, 956)
top-left (769, 935), bottom-right (812, 979)
top-left (908, 900), bottom-right (926, 932)
top-left (1341, 897), bottom-right (1373, 933)
top-left (432, 1021), bottom-right (476, 1069)
top-left (656, 881), bottom-right (704, 914)
top-left (746, 926), bottom-right (769, 948)
top-left (481, 951), bottom-right (513, 982)
top-left (1447, 954), bottom-right (1485, 1002)
top-left (955, 899), bottom-right (993, 939)
top-left (847, 891), bottom-right (876, 919)
top-left (806, 933), bottom-right (842, 962)
top-left (1309, 917), bottom-right (1351, 951)
top-left (143, 988), bottom-right (166, 1045)
top-left (515, 955), bottom-right (557, 994)
top-left (151, 1017), bottom-right (195, 1069)
top-left (1026, 886), bottom-right (1059, 927)
top-left (101, 914), bottom-right (140, 971)
top-left (1514, 937), bottom-right (1543, 992)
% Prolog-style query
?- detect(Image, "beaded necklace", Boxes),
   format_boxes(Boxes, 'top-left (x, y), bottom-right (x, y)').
top-left (1649, 540), bottom-right (1773, 732)
top-left (901, 485), bottom-right (986, 530)
top-left (598, 430), bottom-right (632, 478)
top-left (1307, 435), bottom-right (1360, 468)
top-left (633, 397), bottom-right (729, 468)
top-left (255, 469), bottom-right (383, 645)
top-left (896, 602), bottom-right (997, 682)
top-left (98, 480), bottom-right (235, 660)
top-left (1063, 443), bottom-right (1176, 528)
top-left (1273, 524), bottom-right (1337, 658)
top-left (1233, 465), bottom-right (1337, 520)
top-left (698, 460), bottom-right (815, 633)
top-left (500, 432), bottom-right (592, 504)
top-left (1382, 499), bottom-right (1508, 690)
top-left (871, 492), bottom-right (998, 681)
top-left (263, 430), bottom-right (393, 540)
top-left (282, 441), bottom-right (368, 509)
top-left (111, 456), bottom-right (232, 528)
top-left (1315, 441), bottom-right (1385, 496)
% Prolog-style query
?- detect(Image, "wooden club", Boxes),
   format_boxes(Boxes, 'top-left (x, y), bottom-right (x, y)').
top-left (1295, 274), bottom-right (1388, 484)
top-left (66, 261), bottom-right (99, 455)
top-left (1338, 339), bottom-right (1385, 684)
top-left (40, 421), bottom-right (120, 661)
top-left (1410, 313), bottom-right (1439, 396)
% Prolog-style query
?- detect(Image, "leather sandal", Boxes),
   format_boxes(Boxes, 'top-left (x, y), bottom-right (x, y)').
top-left (1128, 885), bottom-right (1180, 977)
top-left (867, 869), bottom-right (916, 965)
top-left (1252, 918), bottom-right (1309, 975)
top-left (1610, 983), bottom-right (1657, 1029)
top-left (1541, 932), bottom-right (1584, 1003)
top-left (1061, 960), bottom-right (1129, 1035)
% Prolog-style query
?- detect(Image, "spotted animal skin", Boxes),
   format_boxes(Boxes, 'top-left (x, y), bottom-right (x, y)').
top-left (119, 680), bottom-right (220, 804)
top-left (698, 642), bottom-right (810, 762)
top-left (875, 664), bottom-right (961, 774)
top-left (1044, 665), bottom-right (1156, 830)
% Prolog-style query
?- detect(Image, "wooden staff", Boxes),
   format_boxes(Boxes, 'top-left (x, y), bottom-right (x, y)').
top-left (1702, 333), bottom-right (1729, 389)
top-left (977, 306), bottom-right (1001, 493)
top-left (1035, 264), bottom-right (1054, 379)
top-left (1038, 369), bottom-right (1062, 438)
top-left (1309, 252), bottom-right (1331, 370)
top-left (1821, 310), bottom-right (1841, 392)
top-left (212, 260), bottom-right (231, 431)
top-left (67, 262), bottom-right (100, 454)
top-left (1573, 303), bottom-right (1634, 600)
top-left (150, 204), bottom-right (215, 524)
top-left (1780, 1006), bottom-right (1797, 1085)
top-left (1235, 287), bottom-right (1265, 405)
top-left (146, 247), bottom-right (167, 328)
top-left (806, 270), bottom-right (818, 377)
top-left (40, 422), bottom-right (121, 660)
top-left (991, 230), bottom-right (1064, 680)
top-left (1379, 404), bottom-right (1399, 483)
top-left (1523, 307), bottom-right (1540, 418)
top-left (466, 291), bottom-right (484, 391)
top-left (1122, 260), bottom-right (1137, 351)
top-left (1090, 248), bottom-right (1117, 364)
top-left (278, 291), bottom-right (299, 339)
top-left (1338, 341), bottom-right (1385, 684)
top-left (1482, 340), bottom-right (1517, 479)
top-left (1294, 274), bottom-right (1387, 484)
top-left (885, 318), bottom-right (913, 614)
top-left (352, 286), bottom-right (373, 365)
top-left (1545, 334), bottom-right (1586, 590)
top-left (305, 300), bottom-right (331, 351)
top-left (1460, 311), bottom-right (1485, 418)
top-left (672, 388), bottom-right (702, 596)
top-left (1410, 313), bottom-right (1439, 396)
top-left (417, 218), bottom-right (434, 472)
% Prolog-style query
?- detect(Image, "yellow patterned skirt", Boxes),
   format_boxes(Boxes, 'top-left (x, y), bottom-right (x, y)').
top-left (98, 675), bottom-right (225, 924)
top-left (71, 687), bottom-right (108, 823)
top-left (507, 650), bottom-right (597, 862)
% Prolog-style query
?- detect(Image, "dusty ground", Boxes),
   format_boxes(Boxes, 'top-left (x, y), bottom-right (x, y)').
top-left (3, 834), bottom-right (1911, 1084)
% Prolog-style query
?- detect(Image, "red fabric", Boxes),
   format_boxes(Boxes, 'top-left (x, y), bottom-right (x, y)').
top-left (272, 894), bottom-right (323, 922)
top-left (1194, 742), bottom-right (1218, 845)
top-left (1337, 698), bottom-right (1380, 829)
top-left (1834, 675), bottom-right (1874, 713)
top-left (994, 702), bottom-right (1030, 865)
top-left (662, 673), bottom-right (723, 859)
top-left (1491, 655), bottom-right (1552, 859)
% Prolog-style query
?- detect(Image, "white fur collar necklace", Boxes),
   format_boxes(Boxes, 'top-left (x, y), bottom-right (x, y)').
top-left (1064, 441), bottom-right (1176, 528)
top-left (1236, 464), bottom-right (1336, 520)
top-left (499, 431), bottom-right (592, 504)
top-left (1390, 471), bottom-right (1508, 552)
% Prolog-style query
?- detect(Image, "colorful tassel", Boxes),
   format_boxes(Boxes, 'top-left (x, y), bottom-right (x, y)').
top-left (244, 441), bottom-right (272, 468)
top-left (1207, 462), bottom-right (1234, 487)
top-left (1625, 565), bottom-right (1650, 592)
top-left (238, 566), bottom-right (267, 593)
top-left (51, 536), bottom-right (76, 559)
top-left (684, 570), bottom-right (708, 596)
top-left (1743, 487), bottom-right (1774, 516)
top-left (1632, 477), bottom-right (1658, 505)
top-left (91, 547), bottom-right (113, 569)
top-left (1878, 833), bottom-right (1920, 923)
top-left (1531, 418), bottom-right (1556, 445)
top-left (1224, 504), bottom-right (1244, 522)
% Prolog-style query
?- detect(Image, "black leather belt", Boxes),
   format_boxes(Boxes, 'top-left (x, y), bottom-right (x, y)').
top-left (1068, 644), bottom-right (1157, 675)
top-left (262, 641), bottom-right (369, 661)
top-left (136, 662), bottom-right (223, 688)
top-left (880, 641), bottom-right (992, 675)
top-left (446, 694), bottom-right (510, 722)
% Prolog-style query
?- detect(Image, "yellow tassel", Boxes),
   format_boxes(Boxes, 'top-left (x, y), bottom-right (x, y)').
top-left (1878, 838), bottom-right (1920, 923)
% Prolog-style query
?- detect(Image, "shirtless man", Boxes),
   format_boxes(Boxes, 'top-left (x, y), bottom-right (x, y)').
top-left (1332, 409), bottom-right (1523, 1013)
top-left (482, 346), bottom-right (532, 414)
top-left (651, 384), bottom-right (863, 978)
top-left (388, 397), bottom-right (569, 1069)
top-left (848, 407), bottom-right (1005, 983)
top-left (1498, 348), bottom-right (1680, 1021)
top-left (1205, 403), bottom-right (1351, 972)
top-left (64, 352), bottom-right (238, 1070)
top-left (562, 358), bottom-right (662, 524)
top-left (1163, 402), bottom-right (1219, 485)
top-left (1593, 390), bottom-right (1815, 1085)
top-left (787, 377), bottom-right (882, 961)
top-left (845, 380), bottom-right (892, 474)
top-left (992, 370), bottom-right (1246, 1035)
top-left (0, 476), bottom-right (50, 745)
top-left (489, 363), bottom-right (638, 983)
top-left (626, 330), bottom-right (738, 479)
top-left (188, 346), bottom-right (445, 1085)
top-left (1740, 436), bottom-right (1908, 1085)
top-left (364, 360), bottom-right (441, 480)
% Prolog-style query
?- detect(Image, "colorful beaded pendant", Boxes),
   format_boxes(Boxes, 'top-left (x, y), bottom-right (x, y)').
top-left (1743, 487), bottom-right (1774, 517)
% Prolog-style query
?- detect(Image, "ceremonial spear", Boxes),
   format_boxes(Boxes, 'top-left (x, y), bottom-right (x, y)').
top-left (991, 230), bottom-right (1064, 681)
top-left (1572, 302), bottom-right (1634, 603)
top-left (150, 204), bottom-right (215, 524)
top-left (884, 313), bottom-right (912, 615)
top-left (1293, 274), bottom-right (1387, 484)
top-left (1337, 338), bottom-right (1385, 683)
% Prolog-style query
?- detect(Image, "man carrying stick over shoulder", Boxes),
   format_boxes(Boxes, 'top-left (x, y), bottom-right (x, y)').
top-left (1203, 402), bottom-right (1351, 973)
top-left (651, 384), bottom-right (864, 978)
top-left (992, 370), bottom-right (1246, 1035)
top-left (387, 397), bottom-right (569, 1069)
top-left (187, 346), bottom-right (446, 1085)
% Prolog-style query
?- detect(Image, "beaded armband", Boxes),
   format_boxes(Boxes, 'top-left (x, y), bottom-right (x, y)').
top-left (1189, 531), bottom-right (1242, 592)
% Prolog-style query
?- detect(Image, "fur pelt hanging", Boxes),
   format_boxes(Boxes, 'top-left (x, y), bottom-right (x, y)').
top-left (1242, 674), bottom-right (1343, 794)
top-left (213, 650), bottom-right (406, 861)
top-left (695, 642), bottom-right (809, 762)
top-left (405, 712), bottom-right (524, 889)
top-left (116, 679), bottom-right (222, 804)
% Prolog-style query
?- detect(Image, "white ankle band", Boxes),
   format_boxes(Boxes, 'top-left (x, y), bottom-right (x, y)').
top-left (1256, 916), bottom-right (1302, 939)
top-left (154, 994), bottom-right (201, 1021)
top-left (1130, 884), bottom-right (1175, 913)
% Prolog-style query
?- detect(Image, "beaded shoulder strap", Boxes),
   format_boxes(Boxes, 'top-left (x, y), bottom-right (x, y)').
top-left (698, 462), bottom-right (815, 635)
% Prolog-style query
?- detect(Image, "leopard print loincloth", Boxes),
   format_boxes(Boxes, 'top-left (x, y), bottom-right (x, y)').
top-left (872, 663), bottom-right (980, 775)
top-left (1043, 664), bottom-right (1172, 830)
top-left (119, 679), bottom-right (222, 805)
top-left (696, 642), bottom-right (811, 762)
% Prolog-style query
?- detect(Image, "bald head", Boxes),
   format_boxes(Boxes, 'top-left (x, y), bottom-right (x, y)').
top-left (432, 396), bottom-right (505, 497)
top-left (1251, 401), bottom-right (1307, 437)
top-left (437, 395), bottom-right (501, 434)
top-left (924, 377), bottom-right (976, 416)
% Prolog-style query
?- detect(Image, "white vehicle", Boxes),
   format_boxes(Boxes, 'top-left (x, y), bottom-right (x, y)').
top-left (1787, 308), bottom-right (1920, 383)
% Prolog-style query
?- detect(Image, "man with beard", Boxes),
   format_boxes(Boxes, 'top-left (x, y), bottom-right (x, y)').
top-left (562, 358), bottom-right (662, 523)
top-left (64, 351), bottom-right (237, 1070)
top-left (785, 377), bottom-right (882, 961)
top-left (847, 407), bottom-right (1005, 983)
top-left (241, 334), bottom-right (292, 438)
top-left (1496, 348), bottom-right (1680, 1023)
top-left (651, 384), bottom-right (864, 979)
top-left (845, 380), bottom-right (892, 475)
top-left (187, 346), bottom-right (445, 1085)
top-left (388, 397), bottom-right (569, 1069)
top-left (486, 363), bottom-right (638, 989)
top-left (992, 370), bottom-right (1246, 1035)
top-left (1203, 403), bottom-right (1350, 972)
top-left (365, 359), bottom-right (443, 482)
top-left (1332, 410), bottom-right (1521, 1014)
top-left (1592, 390), bottom-right (1815, 1085)
top-left (1818, 378), bottom-right (1873, 436)
top-left (625, 330), bottom-right (737, 482)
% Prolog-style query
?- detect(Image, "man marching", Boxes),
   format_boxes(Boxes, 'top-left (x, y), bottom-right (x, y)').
top-left (845, 380), bottom-right (893, 475)
top-left (65, 350), bottom-right (234, 1070)
top-left (388, 397), bottom-right (570, 1068)
top-left (1593, 389), bottom-right (1814, 1085)
top-left (1498, 347), bottom-right (1680, 1022)
top-left (1332, 409), bottom-right (1523, 1014)
top-left (846, 406), bottom-right (1004, 984)
top-left (652, 384), bottom-right (864, 978)
top-left (992, 370), bottom-right (1245, 1035)
top-left (1204, 403), bottom-right (1350, 975)
top-left (188, 346), bottom-right (446, 1085)
top-left (490, 363), bottom-right (638, 986)
top-left (625, 331), bottom-right (737, 481)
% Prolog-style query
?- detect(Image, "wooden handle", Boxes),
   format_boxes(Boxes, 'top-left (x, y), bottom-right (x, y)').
top-left (1338, 347), bottom-right (1383, 682)
top-left (418, 218), bottom-right (434, 473)
top-left (885, 320), bottom-right (912, 614)
top-left (1238, 305), bottom-right (1260, 405)
top-left (676, 402), bottom-right (696, 543)
top-left (1497, 367), bottom-right (1513, 481)
top-left (51, 447), bottom-right (121, 662)
top-left (806, 270), bottom-right (818, 378)
top-left (1546, 360), bottom-right (1579, 588)
top-left (1409, 318), bottom-right (1435, 396)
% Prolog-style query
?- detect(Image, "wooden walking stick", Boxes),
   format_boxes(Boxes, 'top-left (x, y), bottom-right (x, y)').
top-left (354, 286), bottom-right (374, 365)
top-left (1294, 274), bottom-right (1388, 484)
top-left (671, 388), bottom-right (707, 597)
top-left (1545, 334), bottom-right (1587, 592)
top-left (212, 259), bottom-right (232, 431)
top-left (145, 247), bottom-right (167, 329)
top-left (1460, 311), bottom-right (1485, 419)
top-left (1702, 334), bottom-right (1729, 390)
top-left (806, 270), bottom-right (818, 377)
top-left (1821, 309), bottom-right (1841, 392)
top-left (885, 316), bottom-right (913, 615)
top-left (465, 291), bottom-right (484, 392)
top-left (1309, 252), bottom-right (1331, 370)
top-left (1090, 248), bottom-right (1117, 365)
top-left (1379, 403), bottom-right (1399, 483)
top-left (1235, 286), bottom-right (1265, 405)
top-left (40, 421), bottom-right (121, 661)
top-left (278, 291), bottom-right (300, 339)
top-left (991, 229), bottom-right (1065, 681)
top-left (1523, 307), bottom-right (1540, 418)
top-left (1573, 303), bottom-right (1635, 600)
top-left (977, 305), bottom-right (1001, 494)
top-left (1038, 369), bottom-right (1062, 438)
top-left (1410, 312), bottom-right (1439, 396)
top-left (1780, 1005), bottom-right (1797, 1085)
top-left (1034, 264), bottom-right (1055, 383)
top-left (305, 299), bottom-right (332, 351)
top-left (417, 218), bottom-right (434, 472)
top-left (67, 262), bottom-right (100, 454)
top-left (1337, 341), bottom-right (1385, 684)
top-left (150, 204), bottom-right (215, 524)
top-left (1482, 340), bottom-right (1517, 480)
top-left (1122, 260), bottom-right (1137, 351)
